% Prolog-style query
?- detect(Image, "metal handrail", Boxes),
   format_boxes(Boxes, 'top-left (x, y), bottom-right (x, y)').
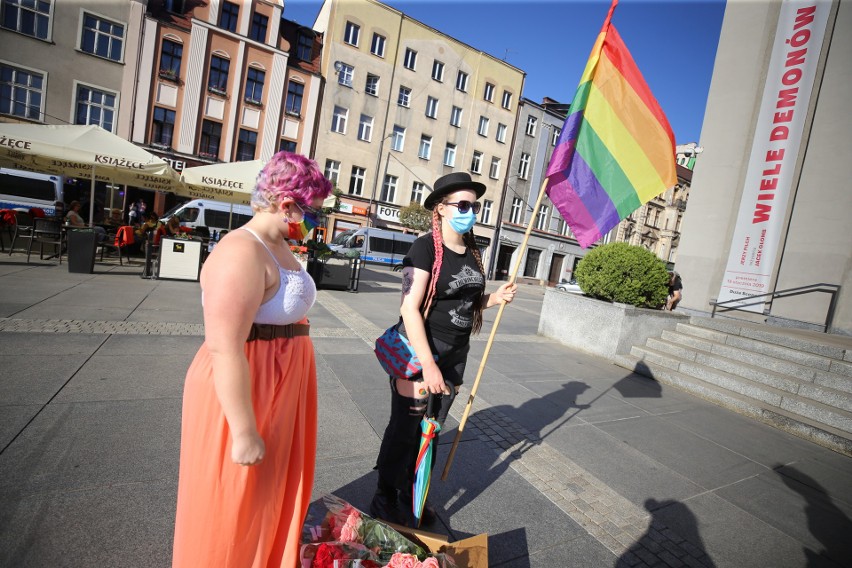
top-left (710, 283), bottom-right (841, 332)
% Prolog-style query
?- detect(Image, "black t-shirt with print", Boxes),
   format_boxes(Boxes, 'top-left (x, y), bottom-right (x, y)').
top-left (400, 234), bottom-right (485, 347)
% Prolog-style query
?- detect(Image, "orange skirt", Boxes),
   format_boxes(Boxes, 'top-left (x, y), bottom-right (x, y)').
top-left (172, 335), bottom-right (317, 568)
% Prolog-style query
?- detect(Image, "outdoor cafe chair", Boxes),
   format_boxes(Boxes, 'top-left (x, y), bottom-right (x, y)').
top-left (26, 218), bottom-right (63, 264)
top-left (8, 211), bottom-right (34, 255)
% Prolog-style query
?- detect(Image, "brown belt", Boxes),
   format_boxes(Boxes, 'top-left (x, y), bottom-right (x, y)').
top-left (247, 323), bottom-right (310, 342)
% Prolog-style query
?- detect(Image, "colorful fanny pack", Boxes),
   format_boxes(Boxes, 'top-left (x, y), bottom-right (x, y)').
top-left (374, 322), bottom-right (437, 379)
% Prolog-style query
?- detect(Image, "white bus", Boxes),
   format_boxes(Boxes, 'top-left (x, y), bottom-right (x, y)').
top-left (329, 227), bottom-right (418, 269)
top-left (0, 167), bottom-right (64, 216)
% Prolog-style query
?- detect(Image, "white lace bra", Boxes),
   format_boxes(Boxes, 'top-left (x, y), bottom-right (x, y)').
top-left (242, 228), bottom-right (316, 325)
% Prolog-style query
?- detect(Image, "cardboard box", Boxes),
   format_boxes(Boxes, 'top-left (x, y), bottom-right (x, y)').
top-left (384, 522), bottom-right (488, 568)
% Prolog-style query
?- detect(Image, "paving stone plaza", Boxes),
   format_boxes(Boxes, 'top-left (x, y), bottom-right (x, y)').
top-left (1, 255), bottom-right (850, 567)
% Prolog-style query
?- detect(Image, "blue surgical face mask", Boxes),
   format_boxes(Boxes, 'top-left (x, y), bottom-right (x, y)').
top-left (448, 208), bottom-right (477, 234)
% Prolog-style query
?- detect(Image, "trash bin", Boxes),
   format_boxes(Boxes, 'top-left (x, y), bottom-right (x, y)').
top-left (67, 228), bottom-right (97, 274)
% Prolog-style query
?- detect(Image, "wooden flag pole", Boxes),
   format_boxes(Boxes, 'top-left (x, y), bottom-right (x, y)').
top-left (441, 177), bottom-right (550, 480)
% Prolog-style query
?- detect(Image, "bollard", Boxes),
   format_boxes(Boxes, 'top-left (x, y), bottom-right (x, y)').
top-left (348, 258), bottom-right (362, 293)
top-left (141, 237), bottom-right (155, 279)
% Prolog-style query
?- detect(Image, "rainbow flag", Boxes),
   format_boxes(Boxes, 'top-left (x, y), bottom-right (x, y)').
top-left (545, 0), bottom-right (676, 248)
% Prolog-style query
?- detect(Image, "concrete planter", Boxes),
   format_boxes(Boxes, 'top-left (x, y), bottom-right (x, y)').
top-left (538, 288), bottom-right (688, 360)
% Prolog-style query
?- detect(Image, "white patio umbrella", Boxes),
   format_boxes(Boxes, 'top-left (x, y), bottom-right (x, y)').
top-left (179, 159), bottom-right (264, 206)
top-left (0, 123), bottom-right (182, 224)
top-left (180, 159), bottom-right (265, 229)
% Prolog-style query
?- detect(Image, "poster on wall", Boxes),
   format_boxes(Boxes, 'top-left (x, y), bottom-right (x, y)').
top-left (717, 0), bottom-right (831, 312)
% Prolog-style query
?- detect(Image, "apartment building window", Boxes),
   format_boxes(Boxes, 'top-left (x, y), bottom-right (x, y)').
top-left (501, 90), bottom-right (512, 109)
top-left (411, 182), bottom-right (424, 204)
top-left (397, 86), bottom-right (410, 107)
top-left (349, 166), bottom-right (365, 196)
top-left (338, 62), bottom-right (353, 87)
top-left (431, 60), bottom-right (444, 82)
top-left (489, 157), bottom-right (501, 179)
top-left (244, 67), bottom-right (265, 105)
top-left (380, 175), bottom-right (397, 202)
top-left (198, 120), bottom-right (221, 158)
top-left (403, 48), bottom-right (417, 70)
top-left (151, 106), bottom-right (175, 147)
top-left (208, 55), bottom-right (229, 94)
top-left (331, 106), bottom-right (347, 134)
top-left (159, 39), bottom-right (182, 79)
top-left (456, 70), bottom-right (468, 92)
top-left (518, 152), bottom-right (530, 179)
top-left (365, 74), bottom-right (379, 96)
top-left (535, 205), bottom-right (549, 231)
top-left (75, 85), bottom-right (116, 132)
top-left (509, 197), bottom-right (522, 224)
top-left (324, 160), bottom-right (340, 186)
top-left (279, 139), bottom-right (297, 153)
top-left (443, 143), bottom-right (456, 167)
top-left (525, 115), bottom-right (537, 136)
top-left (358, 114), bottom-right (373, 142)
top-left (470, 151), bottom-right (482, 174)
top-left (450, 106), bottom-right (462, 127)
top-left (219, 2), bottom-right (239, 33)
top-left (236, 129), bottom-right (257, 161)
top-left (477, 116), bottom-right (489, 137)
top-left (418, 135), bottom-right (431, 160)
top-left (343, 21), bottom-right (360, 46)
top-left (370, 33), bottom-right (385, 57)
top-left (551, 126), bottom-right (561, 146)
top-left (81, 13), bottom-right (124, 62)
top-left (297, 33), bottom-right (312, 61)
top-left (425, 96), bottom-right (438, 119)
top-left (481, 200), bottom-right (492, 224)
top-left (249, 12), bottom-right (268, 42)
top-left (285, 80), bottom-right (303, 115)
top-left (1, 0), bottom-right (51, 39)
top-left (391, 125), bottom-right (405, 152)
top-left (165, 0), bottom-right (185, 13)
top-left (496, 123), bottom-right (507, 143)
top-left (0, 64), bottom-right (43, 120)
top-left (483, 82), bottom-right (494, 102)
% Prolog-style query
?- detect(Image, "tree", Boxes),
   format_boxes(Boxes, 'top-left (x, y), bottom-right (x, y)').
top-left (399, 201), bottom-right (431, 233)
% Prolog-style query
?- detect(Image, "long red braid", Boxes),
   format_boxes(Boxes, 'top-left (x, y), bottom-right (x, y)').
top-left (421, 207), bottom-right (486, 335)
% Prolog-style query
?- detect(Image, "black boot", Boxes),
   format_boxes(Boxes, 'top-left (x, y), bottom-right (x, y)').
top-left (369, 489), bottom-right (402, 524)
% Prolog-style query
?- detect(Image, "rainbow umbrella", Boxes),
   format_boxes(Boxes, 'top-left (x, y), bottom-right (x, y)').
top-left (288, 208), bottom-right (320, 241)
top-left (412, 395), bottom-right (441, 527)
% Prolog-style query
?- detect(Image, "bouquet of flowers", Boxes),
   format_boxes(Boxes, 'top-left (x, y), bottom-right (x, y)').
top-left (301, 495), bottom-right (457, 568)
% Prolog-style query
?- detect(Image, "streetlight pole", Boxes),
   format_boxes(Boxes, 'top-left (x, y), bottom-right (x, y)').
top-left (368, 132), bottom-right (394, 228)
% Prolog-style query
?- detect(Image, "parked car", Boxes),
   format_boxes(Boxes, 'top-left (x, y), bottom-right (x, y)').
top-left (556, 279), bottom-right (583, 294)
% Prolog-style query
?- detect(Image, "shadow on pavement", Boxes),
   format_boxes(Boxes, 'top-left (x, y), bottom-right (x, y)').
top-left (775, 464), bottom-right (852, 566)
top-left (615, 499), bottom-right (716, 568)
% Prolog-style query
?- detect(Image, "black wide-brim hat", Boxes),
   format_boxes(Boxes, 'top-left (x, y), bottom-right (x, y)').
top-left (424, 172), bottom-right (487, 210)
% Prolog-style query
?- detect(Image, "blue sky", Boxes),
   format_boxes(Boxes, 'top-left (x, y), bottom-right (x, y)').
top-left (283, 0), bottom-right (726, 145)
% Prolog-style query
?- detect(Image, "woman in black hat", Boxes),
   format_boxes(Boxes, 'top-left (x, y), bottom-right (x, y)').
top-left (371, 172), bottom-right (518, 527)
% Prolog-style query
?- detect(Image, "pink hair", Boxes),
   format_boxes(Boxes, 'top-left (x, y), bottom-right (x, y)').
top-left (251, 151), bottom-right (332, 211)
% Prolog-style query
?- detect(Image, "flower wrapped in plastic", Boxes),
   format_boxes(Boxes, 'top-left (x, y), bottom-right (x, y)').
top-left (299, 541), bottom-right (382, 568)
top-left (305, 495), bottom-right (457, 567)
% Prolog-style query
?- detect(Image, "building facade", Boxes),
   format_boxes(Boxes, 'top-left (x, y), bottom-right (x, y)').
top-left (130, 0), bottom-right (323, 212)
top-left (0, 0), bottom-right (145, 138)
top-left (311, 0), bottom-right (525, 259)
top-left (676, 0), bottom-right (851, 334)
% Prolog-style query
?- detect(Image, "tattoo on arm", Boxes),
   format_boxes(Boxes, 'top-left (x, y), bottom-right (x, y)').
top-left (402, 271), bottom-right (413, 296)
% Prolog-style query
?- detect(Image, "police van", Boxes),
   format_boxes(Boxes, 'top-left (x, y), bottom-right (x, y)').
top-left (329, 227), bottom-right (418, 269)
top-left (0, 167), bottom-right (63, 216)
top-left (161, 199), bottom-right (254, 234)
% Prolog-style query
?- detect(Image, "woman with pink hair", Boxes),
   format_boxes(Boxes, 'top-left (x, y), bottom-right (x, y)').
top-left (371, 172), bottom-right (517, 527)
top-left (173, 152), bottom-right (332, 567)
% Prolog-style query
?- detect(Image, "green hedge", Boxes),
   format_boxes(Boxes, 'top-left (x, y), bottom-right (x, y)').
top-left (574, 242), bottom-right (669, 308)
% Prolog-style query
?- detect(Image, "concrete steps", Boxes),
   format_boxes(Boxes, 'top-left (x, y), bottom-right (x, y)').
top-left (615, 316), bottom-right (852, 456)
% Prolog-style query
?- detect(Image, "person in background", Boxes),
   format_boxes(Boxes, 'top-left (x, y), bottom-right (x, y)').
top-left (127, 202), bottom-right (138, 225)
top-left (107, 208), bottom-right (123, 226)
top-left (134, 212), bottom-right (159, 241)
top-left (172, 152), bottom-right (332, 567)
top-left (370, 172), bottom-right (517, 527)
top-left (666, 271), bottom-right (683, 311)
top-left (164, 215), bottom-right (182, 237)
top-left (65, 200), bottom-right (107, 242)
